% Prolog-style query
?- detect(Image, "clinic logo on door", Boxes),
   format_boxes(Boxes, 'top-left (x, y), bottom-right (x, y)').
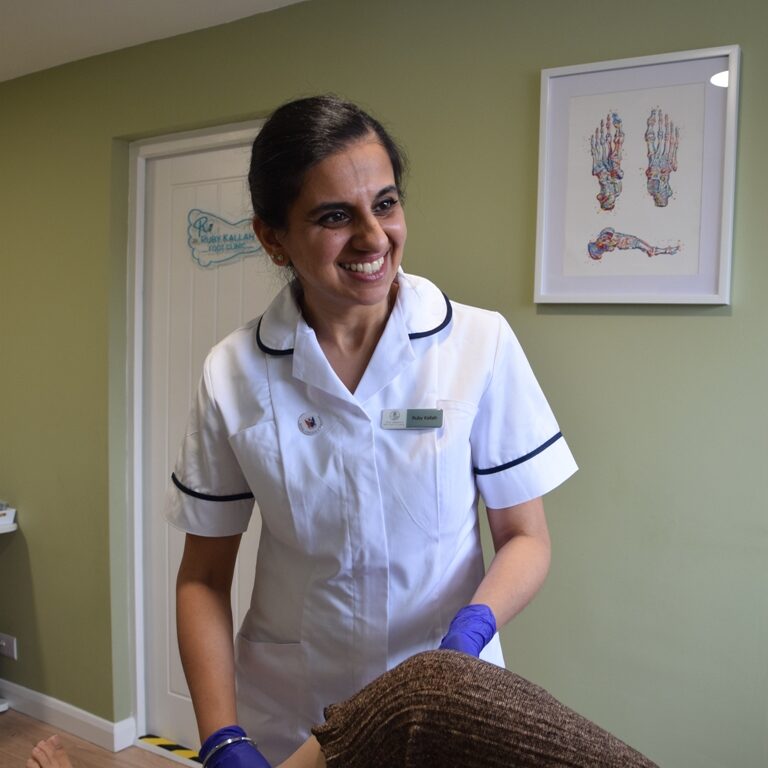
top-left (187, 208), bottom-right (263, 267)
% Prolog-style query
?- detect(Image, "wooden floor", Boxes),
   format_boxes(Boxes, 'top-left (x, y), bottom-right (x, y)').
top-left (0, 709), bottom-right (177, 768)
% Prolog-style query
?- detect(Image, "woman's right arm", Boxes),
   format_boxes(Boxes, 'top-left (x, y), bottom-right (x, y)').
top-left (176, 532), bottom-right (243, 742)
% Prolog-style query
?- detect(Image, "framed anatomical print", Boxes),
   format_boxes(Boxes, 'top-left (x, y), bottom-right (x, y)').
top-left (534, 46), bottom-right (740, 304)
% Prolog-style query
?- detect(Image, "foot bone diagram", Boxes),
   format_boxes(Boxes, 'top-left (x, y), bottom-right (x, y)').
top-left (588, 227), bottom-right (680, 260)
top-left (645, 108), bottom-right (679, 207)
top-left (591, 112), bottom-right (625, 210)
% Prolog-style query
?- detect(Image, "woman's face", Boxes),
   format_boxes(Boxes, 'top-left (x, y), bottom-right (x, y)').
top-left (259, 136), bottom-right (407, 319)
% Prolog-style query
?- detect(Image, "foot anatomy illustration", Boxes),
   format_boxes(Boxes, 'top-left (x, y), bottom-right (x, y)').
top-left (591, 112), bottom-right (625, 210)
top-left (645, 108), bottom-right (679, 207)
top-left (588, 227), bottom-right (680, 260)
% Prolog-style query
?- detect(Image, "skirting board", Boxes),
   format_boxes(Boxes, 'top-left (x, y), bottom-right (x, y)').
top-left (0, 676), bottom-right (135, 751)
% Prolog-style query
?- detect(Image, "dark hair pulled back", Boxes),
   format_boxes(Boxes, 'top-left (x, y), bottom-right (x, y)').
top-left (248, 95), bottom-right (407, 229)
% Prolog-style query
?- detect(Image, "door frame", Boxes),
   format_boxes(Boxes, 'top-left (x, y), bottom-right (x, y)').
top-left (126, 120), bottom-right (263, 744)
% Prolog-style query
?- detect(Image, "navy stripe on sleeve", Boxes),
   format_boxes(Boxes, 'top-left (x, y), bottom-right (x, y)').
top-left (171, 472), bottom-right (254, 502)
top-left (473, 432), bottom-right (563, 476)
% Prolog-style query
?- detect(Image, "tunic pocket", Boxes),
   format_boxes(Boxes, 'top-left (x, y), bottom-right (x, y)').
top-left (437, 399), bottom-right (479, 533)
top-left (235, 634), bottom-right (307, 763)
top-left (379, 423), bottom-right (440, 538)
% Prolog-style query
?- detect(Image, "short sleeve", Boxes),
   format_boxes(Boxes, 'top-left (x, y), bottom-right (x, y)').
top-left (165, 357), bottom-right (255, 537)
top-left (471, 315), bottom-right (577, 509)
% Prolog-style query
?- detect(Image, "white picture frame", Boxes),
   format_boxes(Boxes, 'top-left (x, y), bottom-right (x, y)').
top-left (534, 46), bottom-right (740, 304)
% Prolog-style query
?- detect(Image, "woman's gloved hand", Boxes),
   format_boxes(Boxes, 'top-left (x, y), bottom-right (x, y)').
top-left (439, 604), bottom-right (497, 657)
top-left (200, 725), bottom-right (272, 768)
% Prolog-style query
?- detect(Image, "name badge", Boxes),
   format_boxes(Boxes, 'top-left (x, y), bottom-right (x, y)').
top-left (381, 409), bottom-right (443, 429)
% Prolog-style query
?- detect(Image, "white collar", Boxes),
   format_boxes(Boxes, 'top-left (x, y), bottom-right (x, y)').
top-left (256, 270), bottom-right (452, 357)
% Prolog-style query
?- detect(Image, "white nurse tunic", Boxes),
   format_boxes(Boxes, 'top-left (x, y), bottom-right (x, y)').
top-left (166, 271), bottom-right (577, 764)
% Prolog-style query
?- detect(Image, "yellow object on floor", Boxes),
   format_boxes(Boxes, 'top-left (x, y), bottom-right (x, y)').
top-left (140, 734), bottom-right (202, 763)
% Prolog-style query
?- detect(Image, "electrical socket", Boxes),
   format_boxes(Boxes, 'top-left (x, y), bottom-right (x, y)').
top-left (0, 632), bottom-right (18, 660)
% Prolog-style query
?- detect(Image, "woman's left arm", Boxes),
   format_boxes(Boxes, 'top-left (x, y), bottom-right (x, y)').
top-left (470, 496), bottom-right (551, 627)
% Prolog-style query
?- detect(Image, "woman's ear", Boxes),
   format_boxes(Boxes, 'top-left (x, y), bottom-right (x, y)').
top-left (253, 216), bottom-right (288, 266)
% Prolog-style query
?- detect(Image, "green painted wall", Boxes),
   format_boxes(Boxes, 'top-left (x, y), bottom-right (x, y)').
top-left (0, 0), bottom-right (765, 763)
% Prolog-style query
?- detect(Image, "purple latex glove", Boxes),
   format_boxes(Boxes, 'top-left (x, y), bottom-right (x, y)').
top-left (439, 604), bottom-right (497, 657)
top-left (199, 725), bottom-right (271, 768)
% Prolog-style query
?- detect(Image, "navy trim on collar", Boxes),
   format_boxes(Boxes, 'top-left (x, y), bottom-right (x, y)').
top-left (473, 433), bottom-right (563, 475)
top-left (255, 280), bottom-right (452, 356)
top-left (409, 292), bottom-right (452, 340)
top-left (256, 316), bottom-right (294, 357)
top-left (172, 472), bottom-right (254, 502)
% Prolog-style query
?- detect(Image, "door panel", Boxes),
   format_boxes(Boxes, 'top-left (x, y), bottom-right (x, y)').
top-left (142, 133), bottom-right (279, 748)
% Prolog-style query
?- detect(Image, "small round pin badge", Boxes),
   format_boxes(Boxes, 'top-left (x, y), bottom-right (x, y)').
top-left (298, 412), bottom-right (323, 435)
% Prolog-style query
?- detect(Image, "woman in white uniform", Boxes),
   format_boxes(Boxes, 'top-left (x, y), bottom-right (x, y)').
top-left (168, 95), bottom-right (577, 768)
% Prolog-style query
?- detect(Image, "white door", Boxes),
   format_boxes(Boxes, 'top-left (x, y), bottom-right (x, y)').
top-left (139, 126), bottom-right (281, 750)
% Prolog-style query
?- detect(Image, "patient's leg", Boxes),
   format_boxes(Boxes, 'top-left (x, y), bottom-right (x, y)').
top-left (26, 735), bottom-right (73, 768)
top-left (312, 650), bottom-right (658, 767)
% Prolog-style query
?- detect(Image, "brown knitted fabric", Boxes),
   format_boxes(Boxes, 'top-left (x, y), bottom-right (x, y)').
top-left (311, 651), bottom-right (658, 767)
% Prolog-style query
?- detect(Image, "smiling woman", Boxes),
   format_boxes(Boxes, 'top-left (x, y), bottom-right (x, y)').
top-left (253, 138), bottom-right (407, 353)
top-left (164, 94), bottom-right (578, 767)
